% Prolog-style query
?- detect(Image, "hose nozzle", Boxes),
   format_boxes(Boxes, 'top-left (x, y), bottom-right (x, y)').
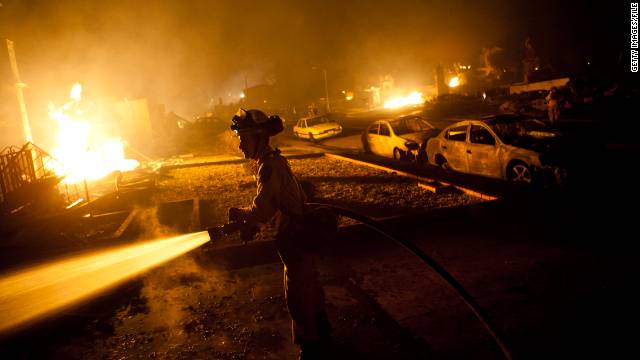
top-left (207, 222), bottom-right (259, 243)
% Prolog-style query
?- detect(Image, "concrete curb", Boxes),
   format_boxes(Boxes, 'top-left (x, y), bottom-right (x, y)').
top-left (324, 153), bottom-right (498, 201)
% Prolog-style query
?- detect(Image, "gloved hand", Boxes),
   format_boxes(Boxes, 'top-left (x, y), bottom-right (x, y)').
top-left (228, 207), bottom-right (245, 222)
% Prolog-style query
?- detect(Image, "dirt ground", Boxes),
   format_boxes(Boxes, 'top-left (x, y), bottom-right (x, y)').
top-left (153, 156), bottom-right (481, 240)
top-left (2, 155), bottom-right (485, 359)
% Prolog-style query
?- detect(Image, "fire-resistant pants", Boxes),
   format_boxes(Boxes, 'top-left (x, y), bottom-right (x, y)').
top-left (275, 230), bottom-right (326, 345)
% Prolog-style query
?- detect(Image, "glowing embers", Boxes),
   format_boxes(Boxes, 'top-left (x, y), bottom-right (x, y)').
top-left (46, 83), bottom-right (139, 183)
top-left (0, 231), bottom-right (210, 332)
top-left (383, 91), bottom-right (424, 109)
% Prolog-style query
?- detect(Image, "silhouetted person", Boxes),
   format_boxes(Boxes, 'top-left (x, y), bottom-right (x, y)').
top-left (227, 109), bottom-right (331, 359)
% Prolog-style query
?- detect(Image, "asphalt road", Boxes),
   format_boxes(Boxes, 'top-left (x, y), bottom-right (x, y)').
top-left (280, 105), bottom-right (456, 153)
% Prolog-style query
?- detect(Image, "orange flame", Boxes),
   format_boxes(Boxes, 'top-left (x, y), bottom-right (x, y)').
top-left (383, 91), bottom-right (424, 109)
top-left (47, 83), bottom-right (139, 183)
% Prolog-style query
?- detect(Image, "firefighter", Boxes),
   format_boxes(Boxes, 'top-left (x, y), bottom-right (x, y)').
top-left (227, 109), bottom-right (331, 359)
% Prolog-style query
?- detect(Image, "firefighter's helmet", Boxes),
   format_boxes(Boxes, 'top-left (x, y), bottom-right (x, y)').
top-left (231, 109), bottom-right (283, 136)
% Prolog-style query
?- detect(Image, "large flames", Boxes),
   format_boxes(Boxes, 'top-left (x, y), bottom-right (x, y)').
top-left (383, 90), bottom-right (425, 109)
top-left (47, 83), bottom-right (139, 183)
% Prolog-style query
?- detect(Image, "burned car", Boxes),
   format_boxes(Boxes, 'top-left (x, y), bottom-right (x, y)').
top-left (362, 115), bottom-right (440, 163)
top-left (426, 114), bottom-right (567, 184)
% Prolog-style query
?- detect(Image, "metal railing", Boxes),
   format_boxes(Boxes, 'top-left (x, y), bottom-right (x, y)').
top-left (0, 142), bottom-right (81, 208)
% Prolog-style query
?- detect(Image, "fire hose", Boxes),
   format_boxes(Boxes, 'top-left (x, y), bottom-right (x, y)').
top-left (208, 203), bottom-right (513, 360)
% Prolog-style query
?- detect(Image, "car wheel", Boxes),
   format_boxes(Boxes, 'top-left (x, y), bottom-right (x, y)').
top-left (435, 154), bottom-right (450, 171)
top-left (393, 148), bottom-right (404, 161)
top-left (508, 162), bottom-right (532, 184)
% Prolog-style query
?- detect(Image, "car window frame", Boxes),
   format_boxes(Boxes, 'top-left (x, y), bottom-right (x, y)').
top-left (368, 123), bottom-right (380, 135)
top-left (470, 124), bottom-right (496, 146)
top-left (379, 123), bottom-right (391, 137)
top-left (445, 124), bottom-right (468, 142)
top-left (396, 116), bottom-right (434, 132)
top-left (416, 118), bottom-right (434, 130)
top-left (306, 116), bottom-right (330, 127)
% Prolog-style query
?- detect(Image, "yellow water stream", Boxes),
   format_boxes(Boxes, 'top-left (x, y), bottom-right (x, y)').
top-left (0, 231), bottom-right (210, 332)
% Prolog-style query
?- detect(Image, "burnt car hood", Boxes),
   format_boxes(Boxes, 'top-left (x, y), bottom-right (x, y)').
top-left (508, 134), bottom-right (562, 153)
top-left (506, 127), bottom-right (602, 169)
top-left (400, 129), bottom-right (441, 143)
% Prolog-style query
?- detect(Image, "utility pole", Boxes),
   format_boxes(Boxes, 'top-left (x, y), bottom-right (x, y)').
top-left (322, 68), bottom-right (330, 113)
top-left (6, 39), bottom-right (33, 143)
top-left (312, 66), bottom-right (331, 113)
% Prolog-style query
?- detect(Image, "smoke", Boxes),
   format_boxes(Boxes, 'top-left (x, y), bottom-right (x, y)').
top-left (134, 255), bottom-right (214, 345)
top-left (135, 206), bottom-right (175, 241)
top-left (1, 0), bottom-right (621, 148)
top-left (116, 205), bottom-right (224, 345)
top-left (0, 1), bottom-right (516, 117)
top-left (219, 129), bottom-right (241, 156)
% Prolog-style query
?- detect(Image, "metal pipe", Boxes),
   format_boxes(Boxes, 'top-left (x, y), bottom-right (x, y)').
top-left (6, 39), bottom-right (33, 143)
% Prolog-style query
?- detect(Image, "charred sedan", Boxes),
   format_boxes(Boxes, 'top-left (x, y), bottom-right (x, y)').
top-left (426, 114), bottom-right (567, 185)
top-left (362, 115), bottom-right (440, 162)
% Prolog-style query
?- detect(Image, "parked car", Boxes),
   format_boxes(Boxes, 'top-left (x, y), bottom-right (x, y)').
top-left (293, 114), bottom-right (342, 142)
top-left (426, 114), bottom-right (566, 184)
top-left (361, 115), bottom-right (440, 162)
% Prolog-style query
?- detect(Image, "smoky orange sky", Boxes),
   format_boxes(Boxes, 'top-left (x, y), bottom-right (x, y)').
top-left (0, 0), bottom-right (626, 147)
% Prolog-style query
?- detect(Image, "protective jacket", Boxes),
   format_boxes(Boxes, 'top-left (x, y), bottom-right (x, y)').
top-left (238, 147), bottom-right (326, 345)
top-left (239, 147), bottom-right (306, 232)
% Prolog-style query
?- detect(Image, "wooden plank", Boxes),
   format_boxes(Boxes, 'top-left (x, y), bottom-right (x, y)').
top-left (114, 208), bottom-right (139, 238)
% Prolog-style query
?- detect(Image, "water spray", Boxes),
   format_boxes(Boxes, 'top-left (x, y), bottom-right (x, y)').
top-left (0, 231), bottom-right (210, 333)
